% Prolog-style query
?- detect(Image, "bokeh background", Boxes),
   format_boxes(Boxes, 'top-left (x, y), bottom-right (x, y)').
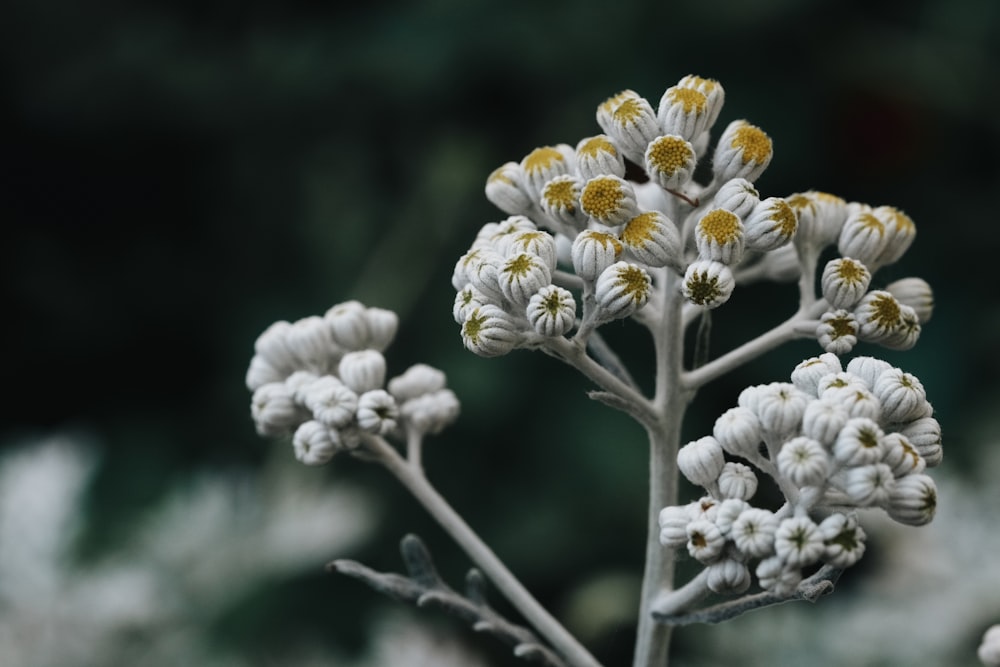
top-left (3, 0), bottom-right (1000, 665)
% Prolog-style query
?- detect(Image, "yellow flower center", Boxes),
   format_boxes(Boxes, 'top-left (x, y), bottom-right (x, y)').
top-left (613, 98), bottom-right (646, 124)
top-left (578, 136), bottom-right (617, 159)
top-left (646, 135), bottom-right (692, 176)
top-left (615, 265), bottom-right (650, 303)
top-left (666, 87), bottom-right (707, 113)
top-left (522, 147), bottom-right (564, 175)
top-left (487, 165), bottom-right (513, 185)
top-left (621, 212), bottom-right (660, 247)
top-left (828, 315), bottom-right (857, 338)
top-left (770, 199), bottom-right (798, 237)
top-left (581, 177), bottom-right (626, 220)
top-left (463, 309), bottom-right (486, 342)
top-left (836, 258), bottom-right (868, 284)
top-left (732, 123), bottom-right (772, 164)
top-left (503, 254), bottom-right (535, 279)
top-left (686, 271), bottom-right (724, 305)
top-left (870, 293), bottom-right (901, 328)
top-left (698, 209), bottom-right (741, 244)
top-left (542, 179), bottom-right (578, 211)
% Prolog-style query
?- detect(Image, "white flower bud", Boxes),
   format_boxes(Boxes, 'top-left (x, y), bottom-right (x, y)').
top-left (885, 277), bottom-right (934, 323)
top-left (463, 249), bottom-right (507, 304)
top-left (873, 368), bottom-right (927, 424)
top-left (302, 375), bottom-right (359, 429)
top-left (842, 463), bottom-right (895, 507)
top-left (356, 389), bottom-right (399, 435)
top-left (871, 205), bottom-right (916, 267)
top-left (454, 284), bottom-right (486, 324)
top-left (825, 383), bottom-right (882, 421)
top-left (540, 175), bottom-right (587, 230)
top-left (364, 307), bottom-right (398, 353)
top-left (594, 261), bottom-right (652, 322)
top-left (619, 210), bottom-right (682, 270)
top-left (657, 85), bottom-right (710, 142)
top-left (677, 436), bottom-right (726, 488)
top-left (506, 230), bottom-right (559, 271)
top-left (731, 508), bottom-right (779, 558)
top-left (880, 304), bottom-right (922, 351)
top-left (821, 258), bottom-right (872, 310)
top-left (526, 285), bottom-right (576, 337)
top-left (717, 462), bottom-right (758, 501)
top-left (400, 389), bottom-right (460, 433)
top-left (576, 134), bottom-right (626, 181)
top-left (754, 382), bottom-right (810, 441)
top-left (596, 89), bottom-right (640, 135)
top-left (520, 146), bottom-right (571, 200)
top-left (713, 406), bottom-right (762, 460)
top-left (676, 74), bottom-right (725, 129)
top-left (838, 209), bottom-right (889, 266)
top-left (743, 197), bottom-right (797, 253)
top-left (682, 260), bottom-right (736, 309)
top-left (706, 558), bottom-right (751, 595)
top-left (325, 301), bottom-right (370, 351)
top-left (580, 175), bottom-right (640, 227)
top-left (487, 215), bottom-right (537, 257)
top-left (832, 417), bottom-right (885, 466)
top-left (713, 178), bottom-right (759, 219)
top-left (695, 208), bottom-right (745, 264)
top-left (714, 498), bottom-right (751, 535)
top-left (712, 120), bottom-right (773, 183)
top-left (816, 309), bottom-right (859, 355)
top-left (790, 353), bottom-right (843, 396)
top-left (845, 356), bottom-right (893, 390)
top-left (801, 398), bottom-right (849, 445)
top-left (246, 354), bottom-right (284, 392)
top-left (777, 436), bottom-right (831, 487)
top-left (854, 290), bottom-right (904, 343)
top-left (788, 191), bottom-right (848, 252)
top-left (387, 363), bottom-right (447, 402)
top-left (882, 432), bottom-right (926, 477)
top-left (886, 473), bottom-right (937, 525)
top-left (644, 134), bottom-right (696, 190)
top-left (572, 229), bottom-right (623, 281)
top-left (603, 93), bottom-right (661, 164)
top-left (461, 305), bottom-right (522, 357)
top-left (658, 505), bottom-right (693, 549)
top-left (485, 161), bottom-right (532, 216)
top-left (338, 350), bottom-right (387, 394)
top-left (499, 253), bottom-right (552, 307)
top-left (755, 243), bottom-right (802, 282)
top-left (756, 555), bottom-right (802, 595)
top-left (978, 625), bottom-right (1000, 666)
top-left (686, 519), bottom-right (726, 563)
top-left (252, 320), bottom-right (297, 377)
top-left (898, 417), bottom-right (942, 467)
top-left (285, 369), bottom-right (320, 403)
top-left (818, 513), bottom-right (866, 568)
top-left (292, 420), bottom-right (340, 466)
top-left (774, 516), bottom-right (824, 568)
top-left (251, 382), bottom-right (302, 437)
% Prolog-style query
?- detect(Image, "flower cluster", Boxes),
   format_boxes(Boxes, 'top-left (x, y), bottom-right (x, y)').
top-left (247, 301), bottom-right (459, 464)
top-left (659, 353), bottom-right (941, 596)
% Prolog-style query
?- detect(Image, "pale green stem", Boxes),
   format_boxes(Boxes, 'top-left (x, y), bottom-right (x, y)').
top-left (363, 434), bottom-right (604, 667)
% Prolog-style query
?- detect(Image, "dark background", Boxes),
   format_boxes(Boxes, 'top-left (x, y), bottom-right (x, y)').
top-left (3, 0), bottom-right (999, 665)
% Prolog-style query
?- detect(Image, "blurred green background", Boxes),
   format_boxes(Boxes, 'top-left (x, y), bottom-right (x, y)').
top-left (3, 0), bottom-right (999, 665)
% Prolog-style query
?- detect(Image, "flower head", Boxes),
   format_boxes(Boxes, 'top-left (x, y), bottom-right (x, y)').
top-left (619, 210), bottom-right (682, 270)
top-left (526, 285), bottom-right (576, 337)
top-left (580, 175), bottom-right (640, 227)
top-left (695, 208), bottom-right (745, 264)
top-left (644, 134), bottom-right (696, 190)
top-left (712, 120), bottom-right (773, 183)
top-left (594, 261), bottom-right (651, 322)
top-left (461, 305), bottom-right (522, 357)
top-left (743, 197), bottom-right (797, 252)
top-left (682, 260), bottom-right (735, 309)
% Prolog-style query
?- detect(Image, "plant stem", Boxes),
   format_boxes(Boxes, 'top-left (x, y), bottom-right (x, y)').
top-left (363, 434), bottom-right (604, 667)
top-left (633, 269), bottom-right (689, 667)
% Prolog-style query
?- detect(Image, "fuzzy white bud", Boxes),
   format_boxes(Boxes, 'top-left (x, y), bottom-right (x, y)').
top-left (526, 285), bottom-right (577, 337)
top-left (677, 436), bottom-right (727, 488)
top-left (387, 364), bottom-right (447, 402)
top-left (594, 261), bottom-right (651, 322)
top-left (292, 420), bottom-right (341, 466)
top-left (572, 230), bottom-right (623, 281)
top-left (461, 305), bottom-right (522, 357)
top-left (743, 197), bottom-right (797, 252)
top-left (338, 350), bottom-right (387, 394)
top-left (682, 260), bottom-right (736, 309)
top-left (712, 120), bottom-right (773, 183)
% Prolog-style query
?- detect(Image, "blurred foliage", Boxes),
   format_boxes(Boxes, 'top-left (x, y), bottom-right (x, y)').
top-left (3, 0), bottom-right (999, 664)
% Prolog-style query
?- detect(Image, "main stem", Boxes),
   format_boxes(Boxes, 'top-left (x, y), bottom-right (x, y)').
top-left (633, 270), bottom-right (689, 667)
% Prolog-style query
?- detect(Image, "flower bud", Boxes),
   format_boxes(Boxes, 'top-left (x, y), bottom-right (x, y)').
top-left (873, 368), bottom-right (927, 424)
top-left (682, 260), bottom-right (735, 309)
top-left (594, 261), bottom-right (652, 322)
top-left (302, 375), bottom-right (359, 429)
top-left (246, 354), bottom-right (284, 392)
top-left (603, 94), bottom-right (661, 164)
top-left (506, 230), bottom-right (559, 271)
top-left (712, 120), bottom-right (773, 183)
top-left (580, 175), bottom-right (640, 227)
top-left (774, 516), bottom-right (824, 568)
top-left (743, 197), bottom-right (797, 252)
top-left (453, 284), bottom-right (486, 324)
top-left (540, 175), bottom-right (587, 230)
top-left (837, 209), bottom-right (889, 266)
top-left (657, 85), bottom-right (710, 142)
top-left (387, 364), bottom-right (447, 402)
top-left (526, 285), bottom-right (576, 337)
top-left (871, 205), bottom-right (916, 267)
top-left (731, 508), bottom-right (779, 558)
top-left (485, 161), bottom-right (532, 216)
top-left (499, 253), bottom-right (552, 307)
top-left (695, 208), bottom-right (745, 264)
top-left (842, 463), bottom-right (895, 507)
top-left (898, 417), bottom-right (942, 467)
top-left (325, 301), bottom-right (371, 351)
top-left (575, 134), bottom-right (626, 181)
top-left (884, 277), bottom-right (934, 323)
top-left (886, 473), bottom-right (937, 525)
top-left (881, 432), bottom-right (925, 477)
top-left (801, 398), bottom-right (849, 445)
top-left (686, 519), bottom-right (726, 563)
top-left (845, 356), bottom-right (892, 389)
top-left (756, 555), bottom-right (802, 595)
top-left (676, 74), bottom-right (725, 129)
top-left (706, 559), bottom-right (751, 595)
top-left (790, 353), bottom-right (843, 396)
top-left (658, 505), bottom-right (692, 549)
top-left (677, 436), bottom-right (726, 488)
top-left (292, 420), bottom-right (340, 466)
top-left (821, 258), bottom-right (871, 310)
top-left (818, 513), bottom-right (866, 568)
top-left (644, 134), bottom-right (696, 190)
top-left (619, 211), bottom-right (682, 270)
top-left (776, 436), bottom-right (830, 488)
top-left (338, 350), bottom-right (387, 394)
top-left (251, 382), bottom-right (302, 437)
top-left (854, 291), bottom-right (904, 343)
top-left (713, 406), bottom-right (762, 460)
top-left (713, 178), bottom-right (759, 219)
top-left (364, 307), bottom-right (398, 353)
top-left (461, 305), bottom-right (522, 357)
top-left (356, 389), bottom-right (399, 435)
top-left (816, 309), bottom-right (859, 355)
top-left (520, 146), bottom-right (571, 200)
top-left (401, 389), bottom-right (460, 435)
top-left (572, 230), bottom-right (623, 281)
top-left (717, 462), bottom-right (758, 501)
top-left (754, 382), bottom-right (810, 441)
top-left (832, 417), bottom-right (885, 466)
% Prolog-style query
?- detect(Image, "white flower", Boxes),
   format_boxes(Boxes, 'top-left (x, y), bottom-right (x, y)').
top-left (832, 417), bottom-right (885, 466)
top-left (717, 462), bottom-right (758, 501)
top-left (602, 93), bottom-right (660, 164)
top-left (302, 376), bottom-right (359, 429)
top-left (520, 145), bottom-right (571, 200)
top-left (774, 516), bottom-right (824, 568)
top-left (695, 208), bottom-right (745, 264)
top-left (540, 175), bottom-right (587, 229)
top-left (838, 209), bottom-right (889, 266)
top-left (499, 253), bottom-right (552, 307)
top-left (801, 398), bottom-right (850, 445)
top-left (841, 463), bottom-right (895, 507)
top-left (644, 134), bottom-right (696, 190)
top-left (686, 519), bottom-right (726, 563)
top-left (364, 307), bottom-right (399, 353)
top-left (682, 260), bottom-right (736, 309)
top-left (706, 558), bottom-right (751, 595)
top-left (575, 134), bottom-right (626, 181)
top-left (292, 420), bottom-right (341, 466)
top-left (756, 555), bottom-right (802, 595)
top-left (885, 277), bottom-right (934, 323)
top-left (677, 436), bottom-right (726, 488)
top-left (571, 229), bottom-right (623, 281)
top-left (790, 354), bottom-right (843, 396)
top-left (753, 382), bottom-right (810, 441)
top-left (461, 305), bottom-right (522, 357)
top-left (580, 175), bottom-right (640, 227)
top-left (325, 301), bottom-right (371, 351)
top-left (818, 513), bottom-right (866, 568)
top-left (619, 210), bottom-right (683, 270)
top-left (657, 84), bottom-right (711, 142)
top-left (251, 382), bottom-right (302, 437)
top-left (658, 505), bottom-right (693, 549)
top-left (816, 309), bottom-right (859, 355)
top-left (712, 120), bottom-right (773, 183)
top-left (400, 389), bottom-right (460, 435)
top-left (526, 285), bottom-right (576, 337)
top-left (743, 197), bottom-right (797, 252)
top-left (338, 350), bottom-right (387, 394)
top-left (485, 161), bottom-right (532, 216)
top-left (712, 406), bottom-right (762, 460)
top-left (873, 368), bottom-right (927, 424)
top-left (886, 473), bottom-right (937, 526)
top-left (387, 364), bottom-right (447, 402)
top-left (356, 389), bottom-right (399, 435)
top-left (821, 258), bottom-right (871, 310)
top-left (777, 436), bottom-right (830, 488)
top-left (594, 261), bottom-right (651, 322)
top-left (881, 432), bottom-right (926, 477)
top-left (731, 508), bottom-right (779, 558)
top-left (713, 178), bottom-right (759, 219)
top-left (898, 417), bottom-right (943, 467)
top-left (977, 624), bottom-right (1000, 666)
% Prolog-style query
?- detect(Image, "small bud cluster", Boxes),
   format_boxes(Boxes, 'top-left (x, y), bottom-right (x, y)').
top-left (660, 353), bottom-right (941, 595)
top-left (247, 301), bottom-right (459, 464)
